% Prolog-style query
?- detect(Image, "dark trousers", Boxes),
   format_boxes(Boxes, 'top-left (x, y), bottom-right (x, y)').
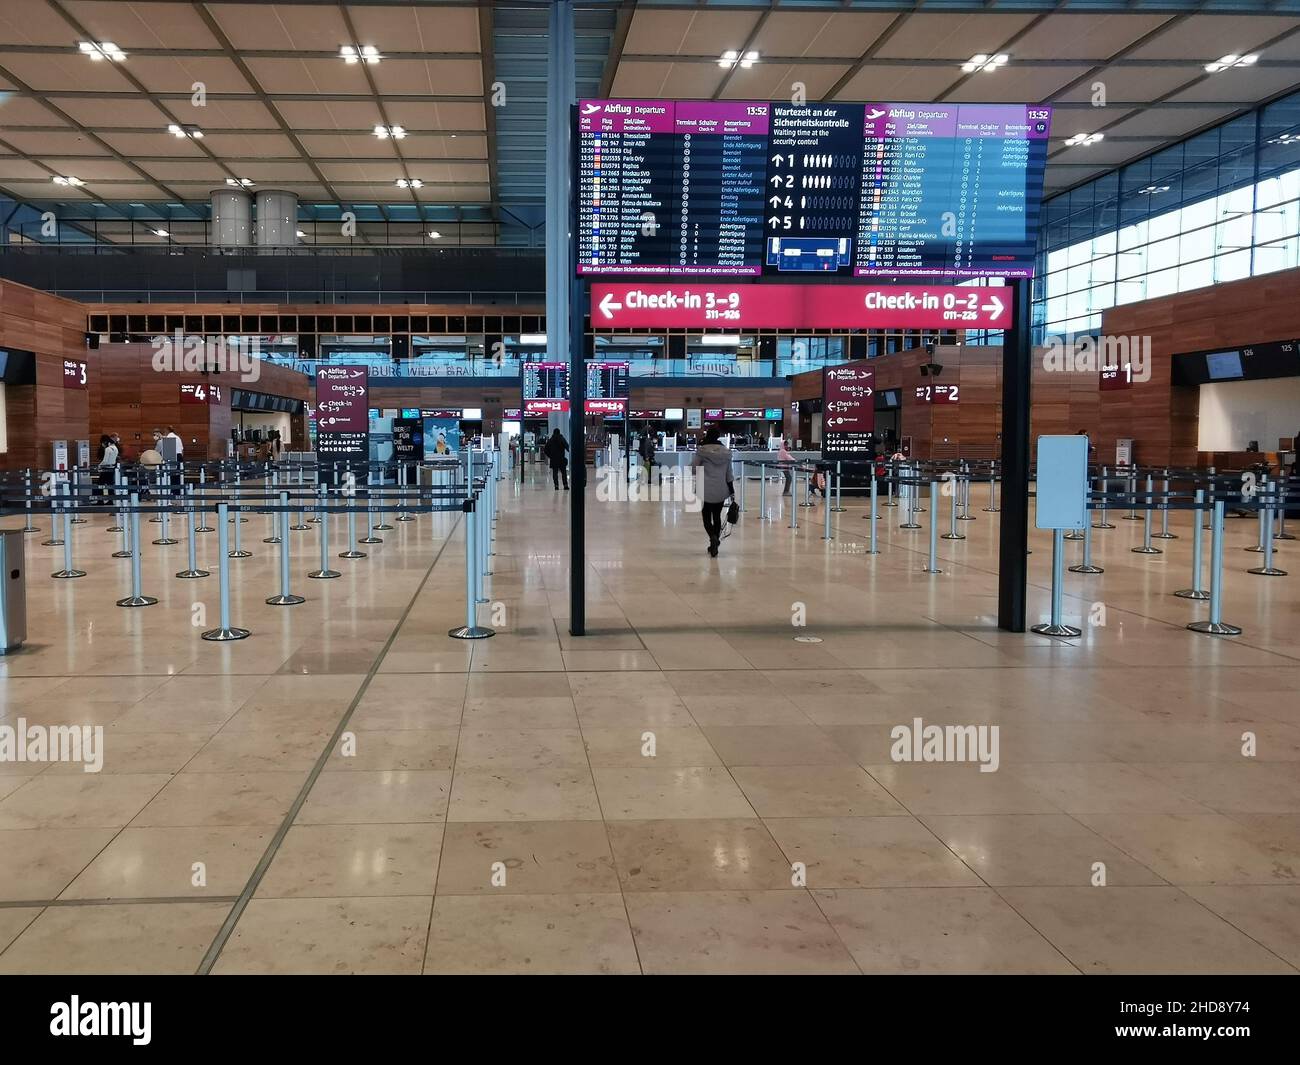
top-left (552, 465), bottom-right (569, 489)
top-left (701, 501), bottom-right (724, 543)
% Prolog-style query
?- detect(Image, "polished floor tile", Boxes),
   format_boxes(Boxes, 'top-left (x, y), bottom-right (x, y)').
top-left (607, 818), bottom-right (793, 892)
top-left (257, 823), bottom-right (443, 898)
top-left (436, 821), bottom-right (619, 895)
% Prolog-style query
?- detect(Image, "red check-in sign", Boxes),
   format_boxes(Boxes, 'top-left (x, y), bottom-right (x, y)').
top-left (591, 283), bottom-right (1008, 330)
top-left (524, 398), bottom-right (569, 415)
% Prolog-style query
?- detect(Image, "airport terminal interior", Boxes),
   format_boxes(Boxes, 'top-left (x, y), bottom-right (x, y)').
top-left (0, 0), bottom-right (1298, 978)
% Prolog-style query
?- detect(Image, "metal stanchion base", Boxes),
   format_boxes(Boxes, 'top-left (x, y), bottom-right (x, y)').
top-left (883, 501), bottom-right (899, 508)
top-left (1131, 546), bottom-right (1163, 554)
top-left (358, 536), bottom-right (383, 544)
top-left (309, 517), bottom-right (323, 524)
top-left (107, 525), bottom-right (123, 533)
top-left (449, 624), bottom-right (495, 640)
top-left (1068, 564), bottom-right (1104, 574)
top-left (201, 626), bottom-right (251, 642)
top-left (1174, 588), bottom-right (1209, 600)
top-left (111, 549), bottom-right (132, 559)
top-left (116, 595), bottom-right (158, 607)
top-left (1152, 532), bottom-right (1178, 540)
top-left (957, 514), bottom-right (977, 521)
top-left (900, 523), bottom-right (921, 530)
top-left (41, 539), bottom-right (64, 547)
top-left (307, 569), bottom-right (341, 579)
top-left (1244, 545), bottom-right (1266, 553)
top-left (290, 523), bottom-right (310, 531)
top-left (151, 537), bottom-right (179, 546)
top-left (23, 526), bottom-right (41, 534)
top-left (1187, 620), bottom-right (1242, 636)
top-left (176, 568), bottom-right (209, 579)
top-left (150, 517), bottom-right (163, 524)
top-left (263, 536), bottom-right (282, 544)
top-left (227, 550), bottom-right (252, 559)
top-left (830, 506), bottom-right (846, 513)
top-left (339, 550), bottom-right (367, 559)
top-left (229, 517), bottom-right (248, 524)
top-left (1276, 532), bottom-right (1296, 541)
top-left (1063, 531), bottom-right (1084, 541)
top-left (798, 502), bottom-right (815, 508)
top-left (1092, 521), bottom-right (1115, 529)
top-left (266, 594), bottom-right (305, 606)
top-left (922, 565), bottom-right (942, 574)
top-left (51, 569), bottom-right (87, 579)
top-left (70, 518), bottom-right (88, 525)
top-left (1247, 566), bottom-right (1288, 576)
top-left (196, 525), bottom-right (215, 533)
top-left (1123, 514), bottom-right (1142, 520)
top-left (941, 532), bottom-right (966, 541)
top-left (914, 506), bottom-right (927, 513)
top-left (1031, 623), bottom-right (1082, 637)
top-left (397, 514), bottom-right (415, 522)
top-left (373, 522), bottom-right (395, 531)
top-left (982, 507), bottom-right (1000, 513)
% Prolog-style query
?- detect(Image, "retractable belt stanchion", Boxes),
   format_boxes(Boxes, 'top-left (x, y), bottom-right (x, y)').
top-left (1064, 467), bottom-right (1084, 540)
top-left (69, 466), bottom-right (87, 524)
top-left (195, 466), bottom-right (214, 532)
top-left (1069, 486), bottom-right (1103, 575)
top-left (865, 474), bottom-right (879, 554)
top-left (788, 472), bottom-right (798, 530)
top-left (983, 464), bottom-right (998, 513)
top-left (1245, 475), bottom-right (1268, 553)
top-left (1247, 479), bottom-right (1287, 577)
top-left (900, 469), bottom-right (920, 530)
top-left (1203, 467), bottom-right (1215, 531)
top-left (1132, 474), bottom-right (1162, 555)
top-left (449, 496), bottom-right (494, 639)
top-left (1277, 491), bottom-right (1295, 540)
top-left (884, 460), bottom-right (898, 507)
top-left (942, 477), bottom-right (965, 541)
top-left (1092, 467), bottom-right (1114, 529)
top-left (176, 483), bottom-right (209, 579)
top-left (374, 463), bottom-right (394, 531)
top-left (1174, 489), bottom-right (1209, 600)
top-left (263, 470), bottom-right (282, 544)
top-left (1153, 470), bottom-right (1177, 539)
top-left (957, 462), bottom-right (975, 521)
top-left (152, 479), bottom-right (178, 545)
top-left (1031, 529), bottom-right (1082, 637)
top-left (737, 461), bottom-right (747, 513)
top-left (757, 463), bottom-right (769, 522)
top-left (308, 483), bottom-right (340, 579)
top-left (107, 466), bottom-right (124, 533)
top-left (397, 462), bottom-right (414, 522)
top-left (1188, 498), bottom-right (1241, 635)
top-left (231, 469), bottom-right (248, 523)
top-left (22, 469), bottom-right (39, 533)
top-left (41, 477), bottom-right (64, 547)
top-left (267, 492), bottom-right (305, 606)
top-left (228, 490), bottom-right (251, 558)
top-left (359, 469), bottom-right (383, 544)
top-left (831, 461), bottom-right (845, 513)
top-left (51, 482), bottom-right (86, 579)
top-left (116, 493), bottom-right (156, 607)
top-left (1124, 469), bottom-right (1140, 520)
top-left (923, 480), bottom-right (941, 573)
top-left (113, 482), bottom-right (132, 558)
top-left (292, 465), bottom-right (310, 530)
top-left (340, 494), bottom-right (366, 559)
top-left (201, 503), bottom-right (250, 642)
top-left (821, 473), bottom-right (834, 541)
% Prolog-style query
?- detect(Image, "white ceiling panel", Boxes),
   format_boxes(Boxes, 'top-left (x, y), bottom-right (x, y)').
top-left (54, 97), bottom-right (167, 127)
top-left (1127, 15), bottom-right (1300, 60)
top-left (833, 65), bottom-right (964, 104)
top-left (350, 5), bottom-right (480, 54)
top-left (612, 62), bottom-right (725, 100)
top-left (127, 56), bottom-right (252, 95)
top-left (1172, 65), bottom-right (1300, 105)
top-left (0, 53), bottom-right (135, 93)
top-left (0, 96), bottom-right (66, 126)
top-left (749, 12), bottom-right (896, 61)
top-left (371, 59), bottom-right (484, 97)
top-left (209, 4), bottom-right (351, 53)
top-left (1106, 105), bottom-right (1235, 139)
top-left (945, 65), bottom-right (1093, 103)
top-left (1051, 65), bottom-right (1201, 105)
top-left (624, 9), bottom-right (763, 58)
top-left (62, 1), bottom-right (220, 50)
top-left (719, 63), bottom-right (850, 103)
top-left (0, 129), bottom-right (104, 155)
top-left (874, 14), bottom-right (1039, 60)
top-left (0, 0), bottom-right (80, 46)
top-left (1011, 14), bottom-right (1174, 61)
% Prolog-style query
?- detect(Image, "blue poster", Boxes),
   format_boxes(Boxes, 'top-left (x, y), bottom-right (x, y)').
top-left (423, 419), bottom-right (462, 459)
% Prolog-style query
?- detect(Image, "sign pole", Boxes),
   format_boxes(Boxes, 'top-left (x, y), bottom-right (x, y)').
top-left (997, 278), bottom-right (1032, 632)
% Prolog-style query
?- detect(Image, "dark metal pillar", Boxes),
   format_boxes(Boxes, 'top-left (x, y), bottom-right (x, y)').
top-left (997, 278), bottom-right (1032, 632)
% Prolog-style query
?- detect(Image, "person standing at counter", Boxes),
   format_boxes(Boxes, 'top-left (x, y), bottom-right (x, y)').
top-left (95, 434), bottom-right (118, 499)
top-left (638, 428), bottom-right (657, 483)
top-left (778, 438), bottom-right (794, 496)
top-left (692, 425), bottom-right (735, 558)
top-left (544, 428), bottom-right (570, 490)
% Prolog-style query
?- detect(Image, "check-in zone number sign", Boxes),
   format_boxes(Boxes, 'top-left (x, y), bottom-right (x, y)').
top-left (592, 282), bottom-right (1008, 330)
top-left (1035, 435), bottom-right (1089, 531)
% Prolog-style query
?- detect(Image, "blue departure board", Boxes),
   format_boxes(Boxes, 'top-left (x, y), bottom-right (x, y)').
top-left (575, 100), bottom-right (1052, 280)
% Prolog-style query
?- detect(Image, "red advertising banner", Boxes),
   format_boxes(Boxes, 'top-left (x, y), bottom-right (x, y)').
top-left (914, 383), bottom-right (960, 404)
top-left (591, 282), bottom-right (1009, 330)
top-left (823, 364), bottom-right (875, 460)
top-left (62, 359), bottom-right (87, 389)
top-left (524, 398), bottom-right (570, 415)
top-left (315, 365), bottom-right (369, 433)
top-left (584, 398), bottom-right (627, 415)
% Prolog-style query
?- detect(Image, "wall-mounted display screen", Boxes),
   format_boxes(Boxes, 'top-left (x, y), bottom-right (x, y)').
top-left (523, 361), bottom-right (570, 400)
top-left (576, 100), bottom-right (1051, 279)
top-left (1206, 351), bottom-right (1245, 380)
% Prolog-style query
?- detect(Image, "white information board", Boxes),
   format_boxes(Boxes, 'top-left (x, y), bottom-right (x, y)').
top-left (1035, 435), bottom-right (1089, 531)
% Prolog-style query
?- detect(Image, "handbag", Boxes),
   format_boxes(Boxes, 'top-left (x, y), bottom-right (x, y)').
top-left (726, 499), bottom-right (740, 525)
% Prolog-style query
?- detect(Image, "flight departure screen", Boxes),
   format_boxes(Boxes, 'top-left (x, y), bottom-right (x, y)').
top-left (586, 361), bottom-right (630, 400)
top-left (575, 100), bottom-right (1051, 280)
top-left (522, 361), bottom-right (570, 400)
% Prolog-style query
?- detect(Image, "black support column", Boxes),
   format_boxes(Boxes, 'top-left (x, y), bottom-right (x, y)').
top-left (568, 275), bottom-right (586, 636)
top-left (997, 278), bottom-right (1032, 632)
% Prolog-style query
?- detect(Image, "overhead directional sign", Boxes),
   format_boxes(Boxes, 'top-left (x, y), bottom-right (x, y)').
top-left (591, 282), bottom-right (1007, 330)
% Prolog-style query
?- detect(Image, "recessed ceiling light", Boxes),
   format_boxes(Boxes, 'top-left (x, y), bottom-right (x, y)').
top-left (225, 177), bottom-right (254, 188)
top-left (1267, 132), bottom-right (1299, 146)
top-left (1205, 53), bottom-right (1258, 74)
top-left (168, 124), bottom-right (203, 139)
top-left (1065, 133), bottom-right (1104, 146)
top-left (153, 228), bottom-right (169, 237)
top-left (428, 230), bottom-right (442, 239)
top-left (78, 40), bottom-right (125, 62)
top-left (961, 53), bottom-right (1009, 73)
top-left (341, 44), bottom-right (381, 65)
top-left (52, 175), bottom-right (85, 187)
top-left (1138, 185), bottom-right (1171, 195)
top-left (718, 50), bottom-right (759, 70)
top-left (373, 125), bottom-right (406, 140)
top-left (396, 178), bottom-right (423, 189)
top-left (296, 230), bottom-right (306, 238)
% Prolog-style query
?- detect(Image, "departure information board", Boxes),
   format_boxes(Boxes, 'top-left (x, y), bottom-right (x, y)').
top-left (523, 361), bottom-right (570, 401)
top-left (586, 361), bottom-right (629, 400)
top-left (576, 100), bottom-right (1051, 280)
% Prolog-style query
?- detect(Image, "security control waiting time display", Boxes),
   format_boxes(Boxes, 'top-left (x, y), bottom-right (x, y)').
top-left (576, 100), bottom-right (1051, 280)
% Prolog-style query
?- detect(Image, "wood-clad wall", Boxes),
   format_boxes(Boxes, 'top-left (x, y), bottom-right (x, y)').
top-left (0, 280), bottom-right (91, 470)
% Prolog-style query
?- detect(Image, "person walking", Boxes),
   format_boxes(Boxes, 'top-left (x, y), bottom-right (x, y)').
top-left (544, 428), bottom-right (570, 490)
top-left (95, 433), bottom-right (118, 500)
top-left (692, 425), bottom-right (735, 557)
top-left (778, 437), bottom-right (794, 496)
top-left (638, 427), bottom-right (657, 483)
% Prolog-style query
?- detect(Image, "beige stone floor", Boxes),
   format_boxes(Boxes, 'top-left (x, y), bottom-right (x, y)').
top-left (0, 466), bottom-right (1297, 974)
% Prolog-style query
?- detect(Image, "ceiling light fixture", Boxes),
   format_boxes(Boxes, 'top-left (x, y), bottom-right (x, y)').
top-left (225, 177), bottom-right (254, 188)
top-left (373, 125), bottom-right (406, 140)
top-left (1267, 131), bottom-right (1299, 146)
top-left (341, 45), bottom-right (381, 65)
top-left (296, 230), bottom-right (306, 238)
top-left (1138, 185), bottom-right (1171, 195)
top-left (52, 175), bottom-right (85, 187)
top-left (167, 124), bottom-right (203, 139)
top-left (153, 228), bottom-right (169, 237)
top-left (78, 41), bottom-right (125, 62)
top-left (396, 178), bottom-right (423, 189)
top-left (718, 50), bottom-right (758, 70)
top-left (428, 230), bottom-right (442, 239)
top-left (961, 53), bottom-right (1009, 73)
top-left (1065, 133), bottom-right (1104, 146)
top-left (1205, 53), bottom-right (1258, 74)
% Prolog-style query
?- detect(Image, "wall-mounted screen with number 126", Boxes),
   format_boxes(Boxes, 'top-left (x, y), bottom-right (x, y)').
top-left (575, 100), bottom-right (1051, 280)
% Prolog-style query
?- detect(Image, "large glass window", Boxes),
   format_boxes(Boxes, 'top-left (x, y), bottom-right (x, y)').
top-left (1036, 90), bottom-right (1300, 341)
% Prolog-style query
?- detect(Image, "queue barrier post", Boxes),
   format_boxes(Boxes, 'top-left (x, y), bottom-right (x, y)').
top-left (923, 480), bottom-right (941, 573)
top-left (398, 462), bottom-right (415, 522)
top-left (983, 468), bottom-right (998, 513)
top-left (884, 462), bottom-right (898, 508)
top-left (1093, 468), bottom-right (1115, 529)
top-left (340, 502), bottom-right (366, 560)
top-left (22, 469), bottom-right (39, 534)
top-left (1203, 467), bottom-right (1216, 531)
top-left (112, 482), bottom-right (132, 559)
top-left (195, 466), bottom-right (214, 532)
top-left (263, 470), bottom-right (282, 544)
top-left (1153, 471), bottom-right (1177, 539)
top-left (757, 463), bottom-right (769, 522)
top-left (941, 475), bottom-right (965, 541)
top-left (201, 503), bottom-right (251, 642)
top-left (1132, 474), bottom-right (1162, 555)
top-left (788, 471), bottom-right (798, 530)
top-left (1031, 529), bottom-right (1082, 637)
top-left (1247, 480), bottom-right (1287, 577)
top-left (449, 497), bottom-right (494, 640)
top-left (1174, 489), bottom-right (1209, 600)
top-left (738, 461), bottom-right (747, 513)
top-left (831, 461), bottom-right (845, 513)
top-left (267, 494), bottom-right (305, 606)
top-left (51, 483), bottom-right (86, 579)
top-left (821, 471), bottom-right (834, 541)
top-left (41, 476), bottom-right (64, 547)
top-left (1188, 499), bottom-right (1242, 636)
top-left (153, 480), bottom-right (178, 545)
top-left (900, 469), bottom-right (920, 530)
top-left (359, 469), bottom-right (383, 544)
top-left (1069, 492), bottom-right (1104, 574)
top-left (176, 484), bottom-right (209, 579)
top-left (1245, 475), bottom-right (1268, 553)
top-left (866, 473), bottom-right (879, 555)
top-left (374, 464), bottom-right (394, 531)
top-left (308, 484), bottom-right (341, 579)
top-left (116, 493), bottom-right (157, 607)
top-left (957, 462), bottom-right (975, 521)
top-left (228, 494), bottom-right (251, 558)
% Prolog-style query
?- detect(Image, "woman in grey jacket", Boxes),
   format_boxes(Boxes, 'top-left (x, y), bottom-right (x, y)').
top-left (691, 426), bottom-right (735, 557)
